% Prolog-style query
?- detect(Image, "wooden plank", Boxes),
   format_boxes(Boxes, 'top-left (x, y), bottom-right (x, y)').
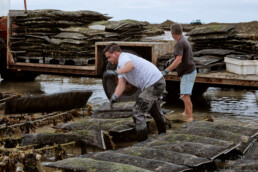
top-left (196, 62), bottom-right (225, 73)
top-left (193, 56), bottom-right (221, 65)
top-left (165, 71), bottom-right (258, 88)
top-left (8, 62), bottom-right (96, 76)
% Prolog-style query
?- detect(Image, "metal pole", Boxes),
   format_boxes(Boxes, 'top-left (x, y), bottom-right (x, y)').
top-left (24, 0), bottom-right (27, 13)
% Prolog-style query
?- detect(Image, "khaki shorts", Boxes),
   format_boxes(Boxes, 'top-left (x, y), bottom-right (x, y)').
top-left (180, 69), bottom-right (197, 95)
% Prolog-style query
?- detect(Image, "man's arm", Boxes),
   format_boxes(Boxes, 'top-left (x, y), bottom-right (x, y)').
top-left (118, 61), bottom-right (135, 74)
top-left (109, 77), bottom-right (126, 109)
top-left (104, 61), bottom-right (134, 77)
top-left (114, 77), bottom-right (127, 97)
top-left (167, 55), bottom-right (182, 72)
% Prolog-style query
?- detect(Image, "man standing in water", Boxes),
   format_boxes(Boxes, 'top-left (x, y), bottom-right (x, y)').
top-left (103, 43), bottom-right (166, 142)
top-left (162, 23), bottom-right (197, 122)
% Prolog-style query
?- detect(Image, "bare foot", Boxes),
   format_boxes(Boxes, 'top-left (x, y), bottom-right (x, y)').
top-left (186, 118), bottom-right (194, 122)
top-left (181, 113), bottom-right (187, 116)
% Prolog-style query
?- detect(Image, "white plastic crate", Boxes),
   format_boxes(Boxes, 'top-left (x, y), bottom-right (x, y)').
top-left (224, 57), bottom-right (258, 75)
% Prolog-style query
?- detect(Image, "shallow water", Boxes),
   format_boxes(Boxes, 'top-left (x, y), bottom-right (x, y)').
top-left (0, 74), bottom-right (257, 127)
top-left (0, 74), bottom-right (257, 172)
top-left (163, 86), bottom-right (257, 128)
top-left (204, 87), bottom-right (257, 119)
top-left (0, 75), bottom-right (107, 109)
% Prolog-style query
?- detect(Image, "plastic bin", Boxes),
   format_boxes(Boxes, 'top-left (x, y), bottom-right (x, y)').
top-left (224, 57), bottom-right (258, 75)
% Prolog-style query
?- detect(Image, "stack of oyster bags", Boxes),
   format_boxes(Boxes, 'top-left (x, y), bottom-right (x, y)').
top-left (186, 22), bottom-right (258, 72)
top-left (9, 10), bottom-right (158, 66)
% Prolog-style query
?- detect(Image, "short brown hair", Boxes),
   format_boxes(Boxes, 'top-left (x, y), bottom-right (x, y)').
top-left (170, 23), bottom-right (183, 35)
top-left (103, 43), bottom-right (122, 54)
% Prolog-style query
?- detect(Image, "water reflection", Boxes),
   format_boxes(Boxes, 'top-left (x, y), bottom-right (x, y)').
top-left (0, 79), bottom-right (44, 95)
top-left (0, 75), bottom-right (108, 109)
top-left (163, 87), bottom-right (257, 127)
top-left (37, 75), bottom-right (109, 108)
top-left (163, 93), bottom-right (211, 113)
top-left (204, 87), bottom-right (258, 118)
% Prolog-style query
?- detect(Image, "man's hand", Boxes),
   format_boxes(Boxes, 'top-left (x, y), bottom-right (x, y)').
top-left (166, 58), bottom-right (174, 67)
top-left (103, 70), bottom-right (119, 78)
top-left (110, 94), bottom-right (118, 109)
top-left (161, 68), bottom-right (169, 76)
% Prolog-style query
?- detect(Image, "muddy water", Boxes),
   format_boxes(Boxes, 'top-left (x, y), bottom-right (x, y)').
top-left (0, 74), bottom-right (257, 127)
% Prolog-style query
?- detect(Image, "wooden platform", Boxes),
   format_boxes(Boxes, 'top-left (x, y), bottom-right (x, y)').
top-left (166, 71), bottom-right (258, 88)
top-left (8, 62), bottom-right (96, 76)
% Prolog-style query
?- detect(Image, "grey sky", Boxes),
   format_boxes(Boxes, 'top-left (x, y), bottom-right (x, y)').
top-left (6, 0), bottom-right (258, 24)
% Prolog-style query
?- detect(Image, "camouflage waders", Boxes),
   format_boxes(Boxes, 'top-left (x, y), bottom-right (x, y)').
top-left (133, 77), bottom-right (167, 142)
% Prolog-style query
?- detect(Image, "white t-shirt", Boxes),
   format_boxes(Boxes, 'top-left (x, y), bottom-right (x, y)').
top-left (117, 52), bottom-right (162, 91)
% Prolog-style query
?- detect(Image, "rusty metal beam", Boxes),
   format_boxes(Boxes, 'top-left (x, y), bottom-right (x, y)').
top-left (24, 0), bottom-right (27, 13)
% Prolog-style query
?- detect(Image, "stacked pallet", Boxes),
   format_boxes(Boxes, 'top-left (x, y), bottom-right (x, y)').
top-left (187, 22), bottom-right (258, 73)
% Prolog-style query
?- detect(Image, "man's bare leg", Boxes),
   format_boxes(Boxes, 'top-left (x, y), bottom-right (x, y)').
top-left (181, 94), bottom-right (193, 122)
top-left (180, 95), bottom-right (187, 116)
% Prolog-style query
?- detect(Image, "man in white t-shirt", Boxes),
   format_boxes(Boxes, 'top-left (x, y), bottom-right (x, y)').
top-left (103, 43), bottom-right (167, 142)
